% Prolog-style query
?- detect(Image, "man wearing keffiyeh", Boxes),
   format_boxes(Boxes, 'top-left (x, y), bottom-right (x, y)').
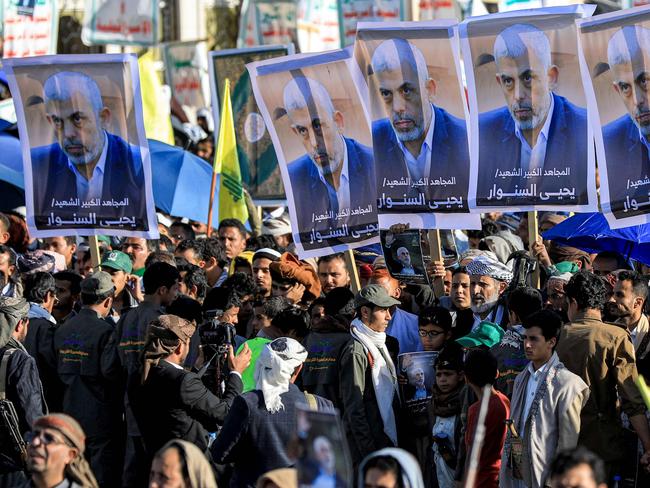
top-left (466, 254), bottom-right (514, 331)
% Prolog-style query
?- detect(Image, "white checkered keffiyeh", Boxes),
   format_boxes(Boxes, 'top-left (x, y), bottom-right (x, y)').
top-left (466, 254), bottom-right (513, 283)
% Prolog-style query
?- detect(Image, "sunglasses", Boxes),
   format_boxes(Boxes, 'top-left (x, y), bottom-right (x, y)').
top-left (25, 430), bottom-right (67, 447)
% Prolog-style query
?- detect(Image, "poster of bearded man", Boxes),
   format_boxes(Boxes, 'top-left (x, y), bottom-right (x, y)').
top-left (3, 54), bottom-right (158, 238)
top-left (354, 21), bottom-right (480, 230)
top-left (577, 5), bottom-right (650, 228)
top-left (459, 5), bottom-right (598, 212)
top-left (247, 49), bottom-right (379, 258)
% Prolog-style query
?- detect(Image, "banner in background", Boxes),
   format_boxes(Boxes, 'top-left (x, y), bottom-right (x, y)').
top-left (211, 45), bottom-right (294, 203)
top-left (163, 41), bottom-right (210, 124)
top-left (354, 21), bottom-right (479, 230)
top-left (578, 5), bottom-right (650, 228)
top-left (238, 0), bottom-right (298, 48)
top-left (3, 54), bottom-right (159, 238)
top-left (248, 48), bottom-right (379, 258)
top-left (2, 0), bottom-right (58, 58)
top-left (82, 0), bottom-right (158, 46)
top-left (297, 0), bottom-right (405, 52)
top-left (138, 50), bottom-right (174, 145)
top-left (460, 5), bottom-right (597, 212)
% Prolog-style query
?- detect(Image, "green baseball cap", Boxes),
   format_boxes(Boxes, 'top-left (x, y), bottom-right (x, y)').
top-left (456, 321), bottom-right (504, 349)
top-left (101, 251), bottom-right (133, 274)
top-left (554, 261), bottom-right (579, 275)
top-left (354, 284), bottom-right (401, 309)
top-left (80, 271), bottom-right (115, 296)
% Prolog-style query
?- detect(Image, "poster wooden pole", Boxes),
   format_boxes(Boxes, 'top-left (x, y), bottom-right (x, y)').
top-left (527, 211), bottom-right (540, 288)
top-left (88, 236), bottom-right (102, 271)
top-left (344, 249), bottom-right (361, 294)
top-left (206, 170), bottom-right (218, 237)
top-left (427, 229), bottom-right (446, 298)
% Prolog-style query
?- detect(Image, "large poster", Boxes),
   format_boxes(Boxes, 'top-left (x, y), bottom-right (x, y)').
top-left (2, 0), bottom-right (58, 58)
top-left (163, 41), bottom-right (210, 125)
top-left (577, 5), bottom-right (650, 228)
top-left (3, 54), bottom-right (159, 238)
top-left (82, 0), bottom-right (158, 46)
top-left (248, 49), bottom-right (379, 258)
top-left (211, 45), bottom-right (294, 203)
top-left (460, 5), bottom-right (597, 213)
top-left (354, 21), bottom-right (480, 230)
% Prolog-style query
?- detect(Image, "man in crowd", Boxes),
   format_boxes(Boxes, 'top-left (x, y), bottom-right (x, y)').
top-left (501, 310), bottom-right (589, 488)
top-left (52, 271), bottom-right (81, 323)
top-left (317, 253), bottom-right (350, 295)
top-left (23, 414), bottom-right (99, 488)
top-left (0, 213), bottom-right (9, 245)
top-left (253, 248), bottom-right (281, 297)
top-left (212, 337), bottom-right (331, 487)
top-left (101, 250), bottom-right (139, 321)
top-left (370, 268), bottom-right (421, 354)
top-left (613, 270), bottom-right (650, 377)
top-left (491, 286), bottom-right (542, 398)
top-left (0, 244), bottom-right (20, 297)
top-left (121, 237), bottom-right (155, 277)
top-left (174, 239), bottom-right (205, 267)
top-left (549, 448), bottom-right (608, 488)
top-left (168, 222), bottom-right (195, 247)
top-left (43, 237), bottom-right (76, 269)
top-left (340, 284), bottom-right (401, 467)
top-left (133, 315), bottom-right (250, 460)
top-left (218, 218), bottom-right (248, 263)
top-left (545, 273), bottom-right (571, 321)
top-left (23, 272), bottom-right (63, 411)
top-left (467, 254), bottom-right (512, 329)
top-left (556, 271), bottom-right (650, 482)
top-left (53, 271), bottom-right (123, 487)
top-left (440, 266), bottom-right (474, 336)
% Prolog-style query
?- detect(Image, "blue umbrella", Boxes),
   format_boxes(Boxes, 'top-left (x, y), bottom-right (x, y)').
top-left (0, 131), bottom-right (24, 189)
top-left (542, 212), bottom-right (650, 265)
top-left (148, 139), bottom-right (221, 225)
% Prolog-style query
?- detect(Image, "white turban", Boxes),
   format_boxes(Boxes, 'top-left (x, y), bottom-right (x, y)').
top-left (255, 337), bottom-right (308, 414)
top-left (466, 254), bottom-right (513, 283)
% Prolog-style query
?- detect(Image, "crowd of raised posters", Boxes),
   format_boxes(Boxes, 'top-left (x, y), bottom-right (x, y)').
top-left (3, 53), bottom-right (159, 239)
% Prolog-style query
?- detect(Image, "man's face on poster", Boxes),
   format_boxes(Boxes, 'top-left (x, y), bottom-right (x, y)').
top-left (397, 248), bottom-right (411, 267)
top-left (375, 61), bottom-right (434, 143)
top-left (45, 90), bottom-right (108, 166)
top-left (287, 97), bottom-right (345, 176)
top-left (314, 437), bottom-right (335, 472)
top-left (611, 51), bottom-right (650, 136)
top-left (413, 368), bottom-right (425, 387)
top-left (495, 41), bottom-right (557, 131)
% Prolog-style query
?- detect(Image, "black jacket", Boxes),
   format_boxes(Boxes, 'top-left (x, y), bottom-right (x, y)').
top-left (132, 360), bottom-right (243, 457)
top-left (54, 308), bottom-right (123, 438)
top-left (211, 383), bottom-right (333, 488)
top-left (24, 315), bottom-right (63, 411)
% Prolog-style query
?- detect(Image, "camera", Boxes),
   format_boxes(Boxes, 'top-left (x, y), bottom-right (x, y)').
top-left (197, 309), bottom-right (237, 396)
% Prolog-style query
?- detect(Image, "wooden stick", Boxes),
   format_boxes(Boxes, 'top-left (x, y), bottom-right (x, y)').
top-left (527, 211), bottom-right (540, 288)
top-left (344, 249), bottom-right (361, 294)
top-left (206, 171), bottom-right (218, 237)
top-left (463, 385), bottom-right (492, 488)
top-left (88, 236), bottom-right (102, 271)
top-left (427, 229), bottom-right (446, 298)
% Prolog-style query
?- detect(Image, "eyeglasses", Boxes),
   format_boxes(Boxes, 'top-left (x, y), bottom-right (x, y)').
top-left (419, 330), bottom-right (445, 338)
top-left (25, 430), bottom-right (67, 447)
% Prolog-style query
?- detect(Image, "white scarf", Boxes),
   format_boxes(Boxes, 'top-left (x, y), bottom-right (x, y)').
top-left (350, 318), bottom-right (398, 445)
top-left (255, 337), bottom-right (308, 413)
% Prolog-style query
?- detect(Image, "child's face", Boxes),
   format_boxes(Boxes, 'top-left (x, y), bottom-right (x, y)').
top-left (419, 323), bottom-right (449, 351)
top-left (436, 369), bottom-right (461, 393)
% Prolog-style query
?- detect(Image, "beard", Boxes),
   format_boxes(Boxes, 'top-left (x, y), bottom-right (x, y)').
top-left (634, 108), bottom-right (650, 136)
top-left (509, 99), bottom-right (550, 131)
top-left (310, 148), bottom-right (343, 176)
top-left (63, 138), bottom-right (102, 166)
top-left (392, 113), bottom-right (424, 142)
top-left (471, 292), bottom-right (500, 315)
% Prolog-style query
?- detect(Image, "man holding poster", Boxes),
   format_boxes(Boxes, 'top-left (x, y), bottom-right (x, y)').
top-left (283, 76), bottom-right (375, 233)
top-left (476, 23), bottom-right (588, 207)
top-left (603, 25), bottom-right (650, 218)
top-left (370, 38), bottom-right (470, 214)
top-left (3, 54), bottom-right (157, 238)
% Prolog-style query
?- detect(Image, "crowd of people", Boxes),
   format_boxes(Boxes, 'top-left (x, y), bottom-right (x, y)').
top-left (0, 208), bottom-right (648, 488)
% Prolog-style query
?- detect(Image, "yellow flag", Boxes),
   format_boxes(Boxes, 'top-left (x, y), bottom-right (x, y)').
top-left (636, 375), bottom-right (650, 410)
top-left (215, 79), bottom-right (248, 223)
top-left (138, 50), bottom-right (174, 145)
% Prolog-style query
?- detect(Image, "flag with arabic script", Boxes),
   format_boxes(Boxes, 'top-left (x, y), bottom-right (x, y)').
top-left (215, 78), bottom-right (249, 224)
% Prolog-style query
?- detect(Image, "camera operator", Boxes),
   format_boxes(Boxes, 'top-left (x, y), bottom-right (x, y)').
top-left (131, 314), bottom-right (251, 465)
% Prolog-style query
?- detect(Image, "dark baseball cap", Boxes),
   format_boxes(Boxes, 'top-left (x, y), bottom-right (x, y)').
top-left (354, 284), bottom-right (401, 309)
top-left (80, 271), bottom-right (115, 296)
top-left (101, 251), bottom-right (133, 274)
